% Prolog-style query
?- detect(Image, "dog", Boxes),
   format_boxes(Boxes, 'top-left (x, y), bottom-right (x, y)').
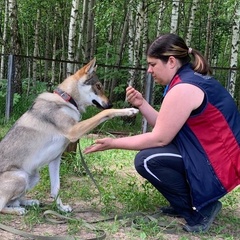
top-left (0, 58), bottom-right (138, 215)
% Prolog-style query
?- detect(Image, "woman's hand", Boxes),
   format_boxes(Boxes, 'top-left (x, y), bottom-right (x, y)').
top-left (126, 86), bottom-right (143, 108)
top-left (84, 138), bottom-right (113, 154)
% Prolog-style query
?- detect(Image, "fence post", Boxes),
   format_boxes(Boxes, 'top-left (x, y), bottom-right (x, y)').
top-left (5, 54), bottom-right (15, 121)
top-left (142, 73), bottom-right (154, 133)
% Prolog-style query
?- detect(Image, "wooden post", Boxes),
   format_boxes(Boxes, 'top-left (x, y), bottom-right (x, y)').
top-left (5, 54), bottom-right (15, 121)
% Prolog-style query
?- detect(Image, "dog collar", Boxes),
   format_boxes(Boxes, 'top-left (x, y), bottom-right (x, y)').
top-left (54, 88), bottom-right (78, 109)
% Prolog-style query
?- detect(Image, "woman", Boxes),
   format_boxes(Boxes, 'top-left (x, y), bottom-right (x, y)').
top-left (84, 33), bottom-right (240, 232)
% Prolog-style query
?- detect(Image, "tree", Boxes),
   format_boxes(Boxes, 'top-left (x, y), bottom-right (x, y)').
top-left (67, 0), bottom-right (79, 76)
top-left (8, 0), bottom-right (22, 94)
top-left (228, 1), bottom-right (240, 98)
top-left (185, 0), bottom-right (199, 46)
top-left (170, 0), bottom-right (180, 33)
top-left (0, 0), bottom-right (8, 79)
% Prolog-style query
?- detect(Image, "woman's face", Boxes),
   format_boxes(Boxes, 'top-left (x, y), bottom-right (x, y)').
top-left (147, 57), bottom-right (175, 85)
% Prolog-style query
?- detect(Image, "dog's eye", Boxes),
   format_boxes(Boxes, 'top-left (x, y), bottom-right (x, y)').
top-left (96, 83), bottom-right (102, 90)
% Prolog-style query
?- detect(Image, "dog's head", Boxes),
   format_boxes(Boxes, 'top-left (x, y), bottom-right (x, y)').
top-left (62, 58), bottom-right (112, 112)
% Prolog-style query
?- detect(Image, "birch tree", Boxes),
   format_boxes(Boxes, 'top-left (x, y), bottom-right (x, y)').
top-left (32, 9), bottom-right (40, 92)
top-left (85, 0), bottom-right (95, 61)
top-left (0, 0), bottom-right (8, 79)
top-left (228, 1), bottom-right (240, 98)
top-left (127, 1), bottom-right (147, 88)
top-left (170, 0), bottom-right (180, 33)
top-left (185, 0), bottom-right (199, 47)
top-left (75, 0), bottom-right (87, 68)
top-left (109, 7), bottom-right (129, 101)
top-left (204, 0), bottom-right (213, 61)
top-left (67, 0), bottom-right (79, 76)
top-left (156, 1), bottom-right (166, 36)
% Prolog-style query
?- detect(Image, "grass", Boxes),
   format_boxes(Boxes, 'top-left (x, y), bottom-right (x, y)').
top-left (0, 125), bottom-right (240, 239)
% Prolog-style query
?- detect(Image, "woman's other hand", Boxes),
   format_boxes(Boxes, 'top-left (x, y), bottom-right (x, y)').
top-left (84, 138), bottom-right (113, 154)
top-left (126, 86), bottom-right (143, 108)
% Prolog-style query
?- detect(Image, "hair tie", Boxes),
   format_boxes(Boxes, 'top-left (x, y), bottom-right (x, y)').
top-left (188, 47), bottom-right (193, 54)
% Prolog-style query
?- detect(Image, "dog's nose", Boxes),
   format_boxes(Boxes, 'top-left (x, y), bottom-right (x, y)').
top-left (106, 102), bottom-right (113, 109)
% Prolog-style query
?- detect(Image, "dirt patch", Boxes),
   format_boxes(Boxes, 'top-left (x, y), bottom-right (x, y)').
top-left (1, 202), bottom-right (239, 240)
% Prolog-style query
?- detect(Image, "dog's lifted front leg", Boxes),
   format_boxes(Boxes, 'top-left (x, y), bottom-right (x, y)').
top-left (67, 108), bottom-right (139, 142)
top-left (49, 158), bottom-right (72, 212)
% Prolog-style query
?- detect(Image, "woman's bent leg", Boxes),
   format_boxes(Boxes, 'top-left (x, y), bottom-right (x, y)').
top-left (134, 144), bottom-right (203, 226)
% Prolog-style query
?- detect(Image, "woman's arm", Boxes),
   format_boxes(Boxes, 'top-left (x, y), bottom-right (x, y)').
top-left (84, 84), bottom-right (204, 153)
top-left (126, 86), bottom-right (158, 126)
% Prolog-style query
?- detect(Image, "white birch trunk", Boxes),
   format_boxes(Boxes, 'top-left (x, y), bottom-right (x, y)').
top-left (67, 0), bottom-right (79, 76)
top-left (75, 0), bottom-right (87, 70)
top-left (185, 0), bottom-right (199, 46)
top-left (205, 0), bottom-right (213, 61)
top-left (0, 0), bottom-right (8, 79)
top-left (156, 1), bottom-right (166, 36)
top-left (32, 9), bottom-right (40, 91)
top-left (228, 1), bottom-right (240, 97)
top-left (170, 0), bottom-right (180, 33)
top-left (128, 4), bottom-right (135, 86)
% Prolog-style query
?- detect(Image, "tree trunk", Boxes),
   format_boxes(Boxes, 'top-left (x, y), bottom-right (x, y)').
top-left (185, 0), bottom-right (199, 46)
top-left (75, 0), bottom-right (87, 69)
top-left (67, 0), bottom-right (79, 76)
top-left (0, 0), bottom-right (8, 79)
top-left (109, 7), bottom-right (129, 102)
top-left (170, 0), bottom-right (180, 33)
top-left (8, 0), bottom-right (22, 94)
top-left (156, 1), bottom-right (166, 36)
top-left (228, 1), bottom-right (240, 98)
top-left (204, 0), bottom-right (213, 61)
top-left (85, 0), bottom-right (95, 61)
top-left (32, 9), bottom-right (40, 93)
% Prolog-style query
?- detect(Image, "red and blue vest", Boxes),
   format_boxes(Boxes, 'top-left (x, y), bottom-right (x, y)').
top-left (166, 64), bottom-right (240, 211)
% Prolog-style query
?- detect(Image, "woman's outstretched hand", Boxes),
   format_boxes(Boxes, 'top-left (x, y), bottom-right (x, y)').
top-left (84, 138), bottom-right (113, 154)
top-left (126, 86), bottom-right (143, 108)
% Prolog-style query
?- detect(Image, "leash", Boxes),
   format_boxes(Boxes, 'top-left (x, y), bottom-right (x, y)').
top-left (0, 210), bottom-right (106, 240)
top-left (0, 144), bottom-right (178, 238)
top-left (77, 143), bottom-right (102, 199)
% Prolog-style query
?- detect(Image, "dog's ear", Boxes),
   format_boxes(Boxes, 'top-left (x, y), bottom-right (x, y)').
top-left (85, 58), bottom-right (96, 74)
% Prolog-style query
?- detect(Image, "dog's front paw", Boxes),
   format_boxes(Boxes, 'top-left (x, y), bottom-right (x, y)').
top-left (20, 199), bottom-right (40, 207)
top-left (2, 206), bottom-right (27, 215)
top-left (57, 204), bottom-right (72, 213)
top-left (125, 108), bottom-right (139, 116)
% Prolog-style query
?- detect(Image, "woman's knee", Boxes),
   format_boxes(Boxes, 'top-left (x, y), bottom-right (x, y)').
top-left (134, 149), bottom-right (149, 174)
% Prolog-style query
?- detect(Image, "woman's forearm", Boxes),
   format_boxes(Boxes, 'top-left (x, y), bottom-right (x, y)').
top-left (138, 99), bottom-right (158, 127)
top-left (111, 132), bottom-right (164, 150)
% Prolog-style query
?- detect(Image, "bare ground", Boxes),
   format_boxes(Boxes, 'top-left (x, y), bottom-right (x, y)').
top-left (1, 199), bottom-right (240, 240)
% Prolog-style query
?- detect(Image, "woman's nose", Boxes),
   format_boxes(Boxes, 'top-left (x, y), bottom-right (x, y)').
top-left (147, 66), bottom-right (153, 73)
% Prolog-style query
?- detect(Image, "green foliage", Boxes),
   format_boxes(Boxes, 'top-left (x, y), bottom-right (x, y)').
top-left (0, 79), bottom-right (21, 119)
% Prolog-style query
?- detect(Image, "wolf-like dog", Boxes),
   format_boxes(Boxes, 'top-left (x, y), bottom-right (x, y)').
top-left (0, 58), bottom-right (138, 215)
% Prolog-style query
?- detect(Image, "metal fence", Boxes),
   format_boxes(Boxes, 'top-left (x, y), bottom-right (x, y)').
top-left (0, 54), bottom-right (239, 135)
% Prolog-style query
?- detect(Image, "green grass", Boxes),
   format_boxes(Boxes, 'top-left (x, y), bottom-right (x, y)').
top-left (0, 129), bottom-right (240, 239)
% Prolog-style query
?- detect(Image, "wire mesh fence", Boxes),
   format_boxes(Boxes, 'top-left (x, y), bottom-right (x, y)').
top-left (0, 54), bottom-right (239, 136)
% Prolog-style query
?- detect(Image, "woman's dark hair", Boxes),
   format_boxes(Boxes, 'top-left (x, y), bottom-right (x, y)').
top-left (147, 33), bottom-right (212, 75)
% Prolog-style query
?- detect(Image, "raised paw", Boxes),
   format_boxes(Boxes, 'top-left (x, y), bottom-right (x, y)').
top-left (125, 108), bottom-right (139, 116)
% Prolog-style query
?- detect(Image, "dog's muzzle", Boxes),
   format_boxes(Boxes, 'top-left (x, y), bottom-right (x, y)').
top-left (92, 100), bottom-right (112, 109)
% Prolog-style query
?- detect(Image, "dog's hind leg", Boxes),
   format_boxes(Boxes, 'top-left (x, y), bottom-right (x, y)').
top-left (49, 158), bottom-right (72, 212)
top-left (0, 171), bottom-right (28, 215)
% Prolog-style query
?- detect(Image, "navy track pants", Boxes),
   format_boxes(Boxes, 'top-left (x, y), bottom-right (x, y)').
top-left (134, 143), bottom-right (205, 225)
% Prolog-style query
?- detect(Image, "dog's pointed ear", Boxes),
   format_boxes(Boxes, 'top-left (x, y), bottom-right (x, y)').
top-left (85, 58), bottom-right (96, 74)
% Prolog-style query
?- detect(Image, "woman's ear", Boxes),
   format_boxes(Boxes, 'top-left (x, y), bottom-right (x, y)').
top-left (168, 56), bottom-right (178, 69)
